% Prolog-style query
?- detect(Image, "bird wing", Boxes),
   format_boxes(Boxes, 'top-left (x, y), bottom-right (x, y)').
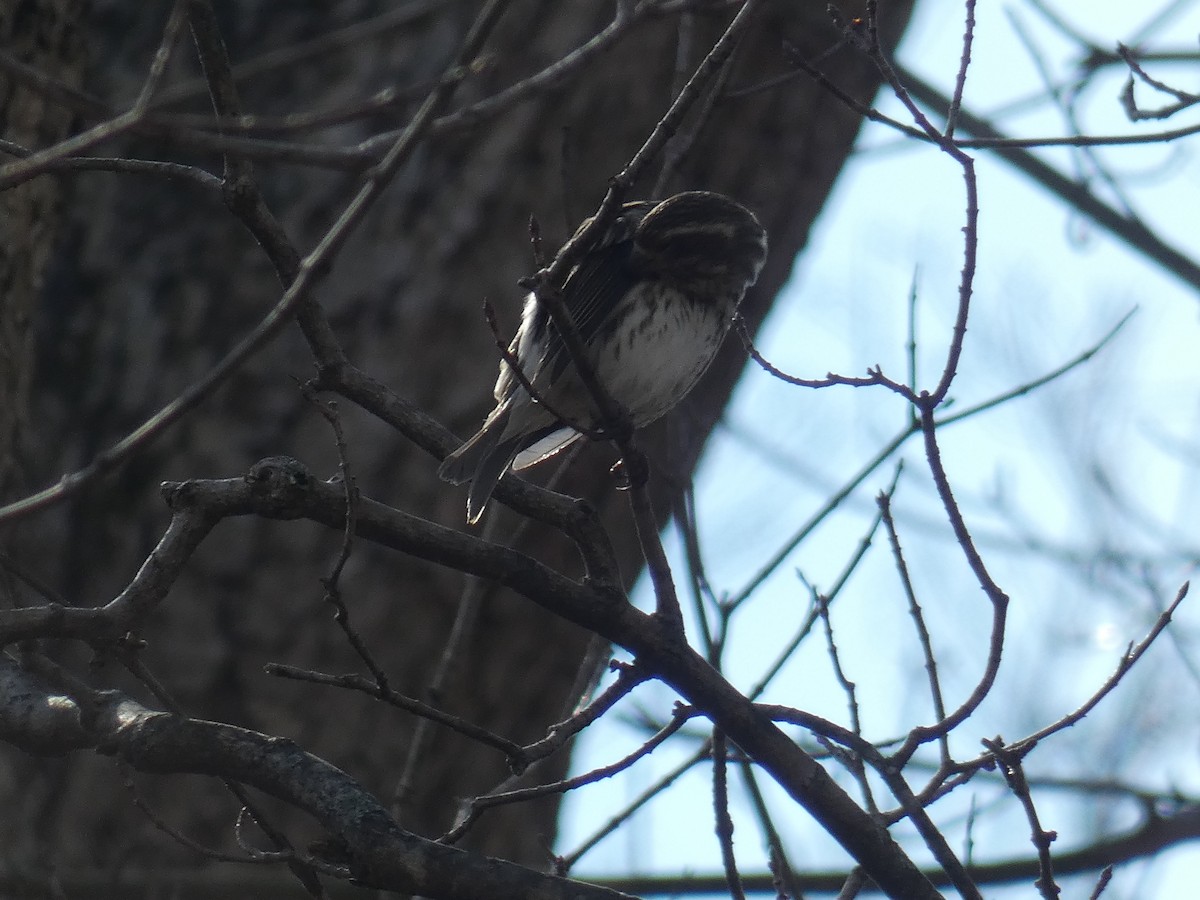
top-left (544, 236), bottom-right (638, 383)
top-left (494, 210), bottom-right (643, 403)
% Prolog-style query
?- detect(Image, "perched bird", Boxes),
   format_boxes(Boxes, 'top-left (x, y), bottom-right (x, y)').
top-left (439, 190), bottom-right (768, 523)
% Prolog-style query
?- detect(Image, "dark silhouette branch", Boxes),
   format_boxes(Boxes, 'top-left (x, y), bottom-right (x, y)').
top-left (0, 656), bottom-right (635, 900)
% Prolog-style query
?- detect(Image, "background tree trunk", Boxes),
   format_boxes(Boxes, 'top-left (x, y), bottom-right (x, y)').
top-left (3, 0), bottom-right (914, 879)
top-left (0, 0), bottom-right (85, 495)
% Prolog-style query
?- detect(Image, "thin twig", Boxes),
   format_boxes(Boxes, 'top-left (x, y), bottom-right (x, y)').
top-left (734, 314), bottom-right (917, 399)
top-left (1117, 43), bottom-right (1200, 120)
top-left (115, 650), bottom-right (328, 898)
top-left (1011, 582), bottom-right (1189, 750)
top-left (152, 1), bottom-right (449, 107)
top-left (0, 0), bottom-right (507, 525)
top-left (1089, 866), bottom-right (1114, 899)
top-left (746, 473), bottom-right (894, 700)
top-left (888, 406), bottom-right (1010, 759)
top-left (558, 742), bottom-right (711, 871)
top-left (676, 487), bottom-right (718, 660)
top-left (518, 662), bottom-right (646, 768)
top-left (120, 764), bottom-right (289, 865)
top-left (980, 737), bottom-right (1060, 899)
top-left (879, 489), bottom-right (950, 765)
top-left (815, 590), bottom-right (875, 813)
top-left (712, 729), bottom-right (747, 900)
top-left (134, 0), bottom-right (189, 112)
top-left (442, 708), bottom-right (695, 846)
top-left (737, 758), bottom-right (802, 900)
top-left (298, 385), bottom-right (380, 681)
top-left (944, 0), bottom-right (977, 139)
top-left (263, 664), bottom-right (523, 759)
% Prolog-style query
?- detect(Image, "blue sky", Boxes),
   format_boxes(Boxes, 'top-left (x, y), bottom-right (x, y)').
top-left (559, 2), bottom-right (1200, 897)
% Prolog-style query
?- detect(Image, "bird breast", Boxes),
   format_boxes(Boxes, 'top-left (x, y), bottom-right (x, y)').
top-left (591, 279), bottom-right (735, 426)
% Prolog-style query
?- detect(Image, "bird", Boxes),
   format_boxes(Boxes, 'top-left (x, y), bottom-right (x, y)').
top-left (439, 190), bottom-right (768, 524)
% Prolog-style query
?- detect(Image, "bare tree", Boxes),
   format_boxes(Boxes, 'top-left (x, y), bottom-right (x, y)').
top-left (3, 0), bottom-right (1198, 898)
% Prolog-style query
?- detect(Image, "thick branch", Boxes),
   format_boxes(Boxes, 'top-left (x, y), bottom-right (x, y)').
top-left (147, 465), bottom-right (939, 897)
top-left (0, 656), bottom-right (633, 900)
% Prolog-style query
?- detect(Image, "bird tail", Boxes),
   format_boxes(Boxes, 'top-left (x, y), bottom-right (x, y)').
top-left (438, 408), bottom-right (521, 524)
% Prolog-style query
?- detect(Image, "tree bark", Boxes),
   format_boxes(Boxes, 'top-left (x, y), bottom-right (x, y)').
top-left (0, 0), bottom-right (85, 495)
top-left (4, 0), bottom-right (914, 878)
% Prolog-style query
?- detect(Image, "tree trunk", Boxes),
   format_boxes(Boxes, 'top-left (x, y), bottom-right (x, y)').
top-left (3, 0), bottom-right (914, 880)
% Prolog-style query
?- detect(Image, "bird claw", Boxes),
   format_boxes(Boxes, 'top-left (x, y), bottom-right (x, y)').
top-left (610, 449), bottom-right (649, 491)
top-left (611, 459), bottom-right (631, 490)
